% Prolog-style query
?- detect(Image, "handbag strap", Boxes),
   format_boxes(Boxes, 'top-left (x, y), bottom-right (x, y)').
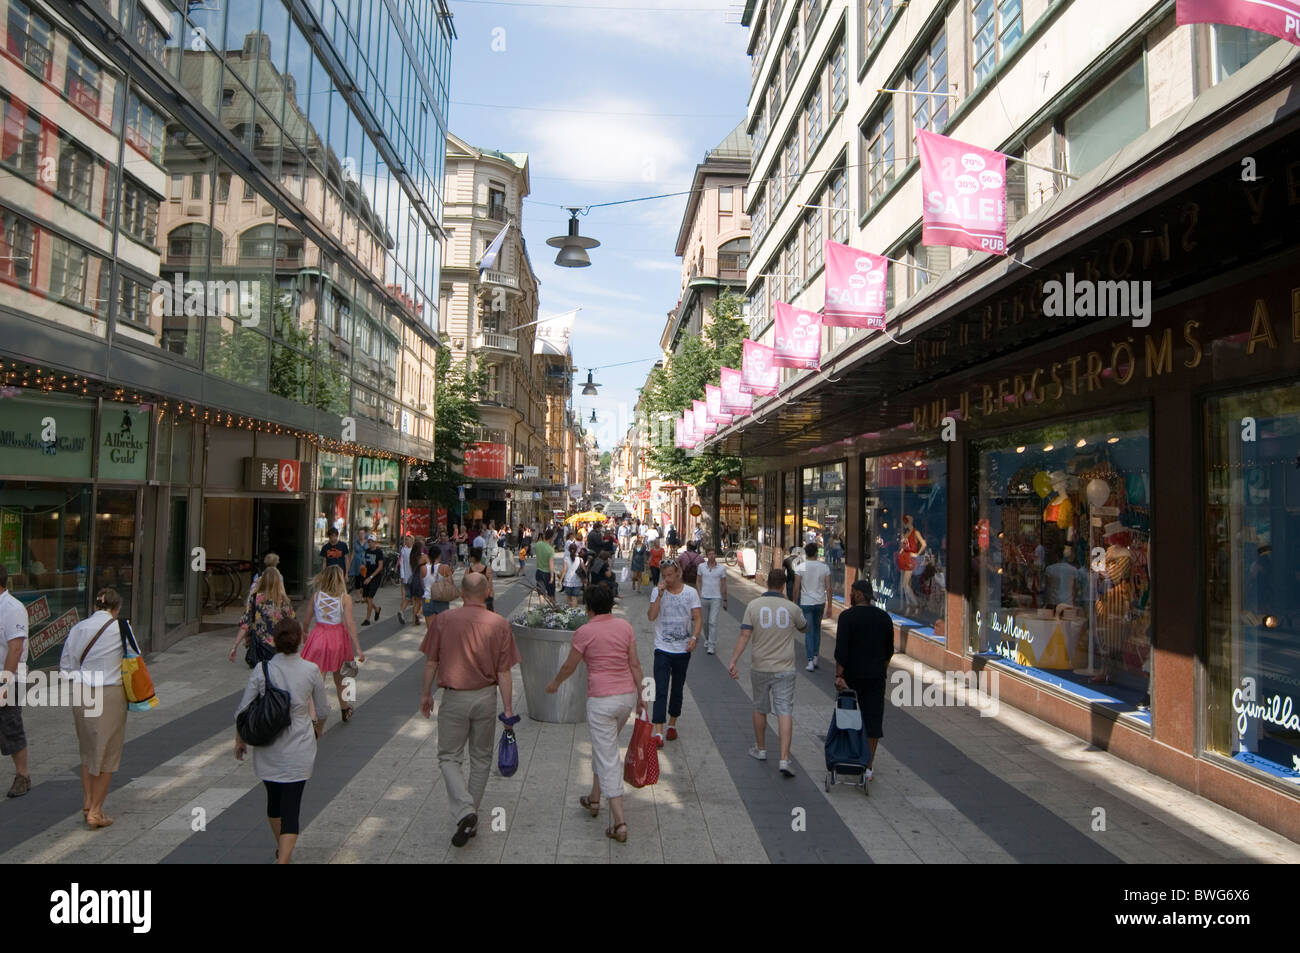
top-left (118, 619), bottom-right (140, 657)
top-left (79, 618), bottom-right (116, 667)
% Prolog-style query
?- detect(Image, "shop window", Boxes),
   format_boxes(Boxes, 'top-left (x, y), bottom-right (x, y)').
top-left (970, 410), bottom-right (1152, 712)
top-left (1211, 24), bottom-right (1276, 84)
top-left (801, 462), bottom-right (846, 600)
top-left (0, 483), bottom-right (92, 668)
top-left (1064, 58), bottom-right (1147, 178)
top-left (864, 448), bottom-right (948, 630)
top-left (1205, 383), bottom-right (1300, 783)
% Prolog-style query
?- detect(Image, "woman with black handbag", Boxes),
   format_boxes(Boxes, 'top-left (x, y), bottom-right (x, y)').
top-left (228, 568), bottom-right (294, 665)
top-left (235, 617), bottom-right (328, 864)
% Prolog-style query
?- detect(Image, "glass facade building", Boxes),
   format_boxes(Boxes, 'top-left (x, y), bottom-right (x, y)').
top-left (1, 0), bottom-right (454, 654)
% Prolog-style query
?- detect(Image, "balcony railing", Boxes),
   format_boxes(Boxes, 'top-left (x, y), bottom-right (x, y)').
top-left (475, 331), bottom-right (518, 353)
top-left (686, 256), bottom-right (749, 284)
top-left (480, 269), bottom-right (518, 289)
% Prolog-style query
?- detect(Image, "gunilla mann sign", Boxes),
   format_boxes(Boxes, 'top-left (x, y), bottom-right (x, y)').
top-left (151, 275), bottom-right (261, 326)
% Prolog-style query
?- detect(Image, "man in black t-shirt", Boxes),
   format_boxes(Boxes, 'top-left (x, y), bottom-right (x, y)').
top-left (320, 528), bottom-right (348, 574)
top-left (834, 580), bottom-right (896, 777)
top-left (359, 536), bottom-right (385, 626)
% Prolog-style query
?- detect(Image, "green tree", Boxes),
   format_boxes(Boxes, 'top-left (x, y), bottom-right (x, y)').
top-left (642, 290), bottom-right (746, 486)
top-left (409, 347), bottom-right (488, 508)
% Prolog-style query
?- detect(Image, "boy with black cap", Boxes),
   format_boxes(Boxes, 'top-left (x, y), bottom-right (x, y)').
top-left (834, 579), bottom-right (896, 779)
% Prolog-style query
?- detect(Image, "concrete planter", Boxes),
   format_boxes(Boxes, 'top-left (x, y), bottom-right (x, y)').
top-left (512, 624), bottom-right (588, 723)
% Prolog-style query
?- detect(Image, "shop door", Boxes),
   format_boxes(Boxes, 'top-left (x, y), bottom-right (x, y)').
top-left (255, 499), bottom-right (306, 595)
top-left (93, 488), bottom-right (140, 621)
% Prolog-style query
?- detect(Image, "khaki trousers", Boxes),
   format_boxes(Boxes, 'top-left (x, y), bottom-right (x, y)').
top-left (437, 685), bottom-right (497, 822)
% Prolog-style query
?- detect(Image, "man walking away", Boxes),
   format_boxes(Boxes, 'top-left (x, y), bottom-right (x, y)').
top-left (397, 534), bottom-right (414, 624)
top-left (792, 543), bottom-right (832, 671)
top-left (678, 540), bottom-right (702, 589)
top-left (0, 566), bottom-right (30, 797)
top-left (834, 580), bottom-right (895, 779)
top-left (646, 560), bottom-right (701, 747)
top-left (419, 572), bottom-right (520, 847)
top-left (533, 529), bottom-right (557, 600)
top-left (729, 568), bottom-right (804, 778)
top-left (697, 549), bottom-right (728, 655)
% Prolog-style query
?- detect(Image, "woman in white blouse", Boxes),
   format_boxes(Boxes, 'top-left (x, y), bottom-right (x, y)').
top-left (58, 588), bottom-right (129, 829)
top-left (562, 544), bottom-right (585, 607)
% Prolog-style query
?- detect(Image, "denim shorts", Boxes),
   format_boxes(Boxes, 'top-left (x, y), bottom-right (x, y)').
top-left (751, 670), bottom-right (796, 716)
top-left (423, 600), bottom-right (450, 618)
top-left (562, 585), bottom-right (582, 597)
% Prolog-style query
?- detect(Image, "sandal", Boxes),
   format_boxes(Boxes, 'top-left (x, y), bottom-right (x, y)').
top-left (341, 705), bottom-right (354, 723)
top-left (579, 795), bottom-right (599, 817)
top-left (605, 822), bottom-right (628, 843)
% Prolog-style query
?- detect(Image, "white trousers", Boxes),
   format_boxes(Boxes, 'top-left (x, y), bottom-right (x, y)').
top-left (586, 692), bottom-right (637, 799)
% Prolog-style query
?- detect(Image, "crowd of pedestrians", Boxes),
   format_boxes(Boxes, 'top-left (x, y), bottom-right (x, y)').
top-left (0, 509), bottom-right (899, 861)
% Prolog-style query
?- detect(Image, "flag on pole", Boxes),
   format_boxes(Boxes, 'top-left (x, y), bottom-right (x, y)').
top-left (917, 129), bottom-right (1007, 255)
top-left (533, 309), bottom-right (577, 355)
top-left (772, 302), bottom-right (822, 370)
top-left (740, 339), bottom-right (779, 396)
top-left (478, 221), bottom-right (510, 276)
top-left (824, 241), bottom-right (888, 329)
top-left (1176, 0), bottom-right (1300, 47)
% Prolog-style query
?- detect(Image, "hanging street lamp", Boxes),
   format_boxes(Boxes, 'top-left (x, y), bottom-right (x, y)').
top-left (547, 208), bottom-right (600, 267)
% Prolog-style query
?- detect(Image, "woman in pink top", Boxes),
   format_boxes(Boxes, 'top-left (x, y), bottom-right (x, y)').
top-left (546, 582), bottom-right (646, 843)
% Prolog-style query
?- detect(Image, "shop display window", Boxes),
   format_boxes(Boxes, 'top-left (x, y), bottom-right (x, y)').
top-left (801, 462), bottom-right (846, 601)
top-left (970, 411), bottom-right (1153, 711)
top-left (1205, 384), bottom-right (1300, 783)
top-left (864, 448), bottom-right (947, 631)
top-left (0, 483), bottom-right (92, 667)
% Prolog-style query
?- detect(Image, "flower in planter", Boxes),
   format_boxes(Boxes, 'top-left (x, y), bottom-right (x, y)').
top-left (512, 607), bottom-right (589, 631)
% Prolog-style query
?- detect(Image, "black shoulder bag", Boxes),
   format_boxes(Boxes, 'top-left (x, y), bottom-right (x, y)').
top-left (236, 658), bottom-right (292, 747)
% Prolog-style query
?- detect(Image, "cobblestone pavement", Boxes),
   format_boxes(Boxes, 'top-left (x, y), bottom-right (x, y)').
top-left (2, 559), bottom-right (1297, 864)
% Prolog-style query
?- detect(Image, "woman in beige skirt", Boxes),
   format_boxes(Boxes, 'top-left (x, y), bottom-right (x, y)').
top-left (59, 588), bottom-right (128, 829)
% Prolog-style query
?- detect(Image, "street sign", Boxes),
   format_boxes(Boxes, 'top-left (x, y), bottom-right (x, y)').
top-left (690, 503), bottom-right (702, 517)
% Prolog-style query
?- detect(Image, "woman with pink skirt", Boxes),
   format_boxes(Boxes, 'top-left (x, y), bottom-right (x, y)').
top-left (300, 566), bottom-right (365, 722)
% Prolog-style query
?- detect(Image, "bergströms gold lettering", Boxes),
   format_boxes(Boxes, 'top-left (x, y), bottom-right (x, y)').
top-left (1146, 328), bottom-right (1173, 377)
top-left (1183, 319), bottom-right (1203, 369)
top-left (1247, 299), bottom-right (1276, 354)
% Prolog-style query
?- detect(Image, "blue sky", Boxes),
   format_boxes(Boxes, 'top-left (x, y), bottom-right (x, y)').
top-left (445, 0), bottom-right (751, 448)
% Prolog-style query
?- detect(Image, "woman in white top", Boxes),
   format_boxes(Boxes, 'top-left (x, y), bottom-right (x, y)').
top-left (300, 566), bottom-right (364, 722)
top-left (562, 543), bottom-right (585, 607)
top-left (235, 617), bottom-right (329, 864)
top-left (58, 588), bottom-right (129, 829)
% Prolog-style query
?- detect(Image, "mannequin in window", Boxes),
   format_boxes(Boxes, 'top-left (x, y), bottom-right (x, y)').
top-left (1092, 544), bottom-right (1133, 684)
top-left (896, 515), bottom-right (927, 612)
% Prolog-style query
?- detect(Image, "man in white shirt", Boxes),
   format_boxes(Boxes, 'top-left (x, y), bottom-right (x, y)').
top-left (397, 534), bottom-right (414, 624)
top-left (644, 523), bottom-right (659, 546)
top-left (697, 549), bottom-right (729, 655)
top-left (646, 560), bottom-right (702, 746)
top-left (792, 542), bottom-right (833, 671)
top-left (484, 522), bottom-right (499, 557)
top-left (0, 566), bottom-right (31, 797)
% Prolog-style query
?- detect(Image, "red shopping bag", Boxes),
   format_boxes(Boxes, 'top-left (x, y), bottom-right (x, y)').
top-left (623, 713), bottom-right (660, 788)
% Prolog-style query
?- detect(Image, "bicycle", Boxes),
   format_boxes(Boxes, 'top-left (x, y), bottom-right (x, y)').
top-left (723, 539), bottom-right (758, 567)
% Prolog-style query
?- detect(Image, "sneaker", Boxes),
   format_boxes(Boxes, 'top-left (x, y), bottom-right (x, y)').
top-left (865, 768), bottom-right (874, 782)
top-left (653, 734), bottom-right (664, 748)
top-left (452, 812), bottom-right (478, 848)
top-left (6, 774), bottom-right (30, 798)
top-left (748, 745), bottom-right (767, 761)
top-left (666, 726), bottom-right (678, 741)
top-left (705, 646), bottom-right (715, 655)
top-left (779, 760), bottom-right (795, 778)
top-left (805, 659), bottom-right (816, 672)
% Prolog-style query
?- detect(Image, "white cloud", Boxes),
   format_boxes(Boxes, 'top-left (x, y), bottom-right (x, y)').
top-left (508, 0), bottom-right (750, 72)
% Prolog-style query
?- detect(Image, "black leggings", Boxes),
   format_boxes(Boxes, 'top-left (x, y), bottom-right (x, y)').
top-left (264, 780), bottom-right (307, 835)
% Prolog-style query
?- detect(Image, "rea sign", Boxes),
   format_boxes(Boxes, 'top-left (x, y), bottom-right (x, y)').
top-left (244, 458), bottom-right (303, 493)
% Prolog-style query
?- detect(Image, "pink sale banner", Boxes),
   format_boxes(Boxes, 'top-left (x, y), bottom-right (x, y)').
top-left (705, 384), bottom-right (733, 428)
top-left (694, 399), bottom-right (717, 435)
top-left (772, 302), bottom-right (822, 370)
top-left (823, 241), bottom-right (888, 328)
top-left (741, 339), bottom-right (779, 396)
top-left (1176, 0), bottom-right (1300, 46)
top-left (719, 367), bottom-right (754, 416)
top-left (918, 129), bottom-right (1007, 255)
